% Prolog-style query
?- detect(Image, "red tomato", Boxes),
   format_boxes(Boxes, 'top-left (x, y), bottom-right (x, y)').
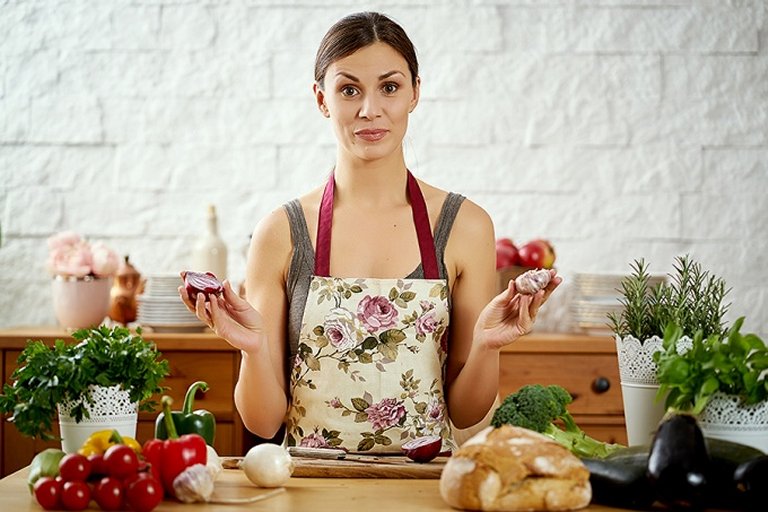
top-left (125, 475), bottom-right (163, 512)
top-left (93, 476), bottom-right (124, 511)
top-left (61, 480), bottom-right (91, 511)
top-left (88, 453), bottom-right (108, 478)
top-left (59, 453), bottom-right (92, 482)
top-left (33, 476), bottom-right (62, 511)
top-left (104, 444), bottom-right (139, 479)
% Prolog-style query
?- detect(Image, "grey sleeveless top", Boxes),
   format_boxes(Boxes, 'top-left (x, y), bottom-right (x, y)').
top-left (283, 192), bottom-right (466, 363)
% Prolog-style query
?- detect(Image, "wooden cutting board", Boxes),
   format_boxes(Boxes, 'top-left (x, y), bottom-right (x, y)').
top-left (292, 455), bottom-right (446, 479)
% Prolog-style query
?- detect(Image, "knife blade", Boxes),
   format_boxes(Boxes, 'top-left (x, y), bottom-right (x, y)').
top-left (287, 446), bottom-right (410, 465)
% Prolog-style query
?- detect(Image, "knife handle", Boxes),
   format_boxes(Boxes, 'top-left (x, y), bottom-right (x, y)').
top-left (288, 446), bottom-right (347, 459)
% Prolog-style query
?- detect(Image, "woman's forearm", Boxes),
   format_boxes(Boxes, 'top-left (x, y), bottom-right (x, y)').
top-left (234, 346), bottom-right (289, 439)
top-left (446, 343), bottom-right (500, 429)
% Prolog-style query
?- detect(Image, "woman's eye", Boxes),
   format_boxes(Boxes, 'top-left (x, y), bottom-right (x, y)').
top-left (382, 83), bottom-right (398, 94)
top-left (341, 86), bottom-right (358, 97)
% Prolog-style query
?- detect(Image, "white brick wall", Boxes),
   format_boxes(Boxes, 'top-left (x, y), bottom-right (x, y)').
top-left (1, 0), bottom-right (766, 338)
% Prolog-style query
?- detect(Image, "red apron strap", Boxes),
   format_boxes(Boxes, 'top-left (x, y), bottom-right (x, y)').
top-left (314, 171), bottom-right (439, 279)
top-left (407, 172), bottom-right (440, 279)
top-left (314, 173), bottom-right (335, 276)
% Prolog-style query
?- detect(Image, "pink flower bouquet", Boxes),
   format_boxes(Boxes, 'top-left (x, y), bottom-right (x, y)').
top-left (46, 231), bottom-right (119, 279)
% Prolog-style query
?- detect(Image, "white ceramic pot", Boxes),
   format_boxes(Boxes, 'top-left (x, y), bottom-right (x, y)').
top-left (57, 384), bottom-right (138, 454)
top-left (698, 391), bottom-right (768, 452)
top-left (51, 276), bottom-right (112, 330)
top-left (615, 334), bottom-right (692, 446)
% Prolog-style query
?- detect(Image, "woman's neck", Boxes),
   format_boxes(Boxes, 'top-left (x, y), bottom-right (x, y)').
top-left (332, 150), bottom-right (410, 209)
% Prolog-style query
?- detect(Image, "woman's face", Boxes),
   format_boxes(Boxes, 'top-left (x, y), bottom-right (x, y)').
top-left (315, 42), bottom-right (420, 163)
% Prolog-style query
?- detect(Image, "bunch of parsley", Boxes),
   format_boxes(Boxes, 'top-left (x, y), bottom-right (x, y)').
top-left (655, 318), bottom-right (768, 414)
top-left (0, 325), bottom-right (168, 440)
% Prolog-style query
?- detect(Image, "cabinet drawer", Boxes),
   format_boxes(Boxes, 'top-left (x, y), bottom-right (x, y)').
top-left (499, 353), bottom-right (623, 416)
top-left (143, 352), bottom-right (237, 420)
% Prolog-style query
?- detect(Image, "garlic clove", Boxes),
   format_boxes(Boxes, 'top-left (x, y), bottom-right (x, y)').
top-left (514, 269), bottom-right (552, 295)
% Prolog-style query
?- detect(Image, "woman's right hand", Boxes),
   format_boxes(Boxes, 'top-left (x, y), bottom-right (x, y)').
top-left (178, 273), bottom-right (264, 353)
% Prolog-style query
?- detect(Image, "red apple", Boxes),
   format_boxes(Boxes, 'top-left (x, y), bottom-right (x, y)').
top-left (518, 239), bottom-right (556, 269)
top-left (495, 238), bottom-right (520, 269)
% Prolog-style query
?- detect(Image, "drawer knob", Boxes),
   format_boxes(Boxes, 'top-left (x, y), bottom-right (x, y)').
top-left (591, 377), bottom-right (611, 394)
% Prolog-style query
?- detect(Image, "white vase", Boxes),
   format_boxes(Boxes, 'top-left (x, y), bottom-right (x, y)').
top-left (698, 391), bottom-right (768, 452)
top-left (57, 384), bottom-right (138, 454)
top-left (52, 276), bottom-right (113, 330)
top-left (615, 334), bottom-right (692, 446)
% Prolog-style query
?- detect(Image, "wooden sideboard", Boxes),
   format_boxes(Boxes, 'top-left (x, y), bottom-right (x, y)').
top-left (0, 328), bottom-right (626, 478)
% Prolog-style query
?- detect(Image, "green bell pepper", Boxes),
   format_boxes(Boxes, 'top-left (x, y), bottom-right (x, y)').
top-left (155, 380), bottom-right (216, 446)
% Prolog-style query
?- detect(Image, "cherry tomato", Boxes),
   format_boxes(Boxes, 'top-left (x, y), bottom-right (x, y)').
top-left (93, 476), bottom-right (124, 511)
top-left (33, 476), bottom-right (62, 511)
top-left (125, 475), bottom-right (163, 512)
top-left (59, 453), bottom-right (92, 482)
top-left (61, 480), bottom-right (91, 511)
top-left (104, 444), bottom-right (139, 479)
top-left (88, 453), bottom-right (108, 478)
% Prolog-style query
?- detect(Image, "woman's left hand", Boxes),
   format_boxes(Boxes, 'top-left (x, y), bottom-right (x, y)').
top-left (473, 269), bottom-right (561, 350)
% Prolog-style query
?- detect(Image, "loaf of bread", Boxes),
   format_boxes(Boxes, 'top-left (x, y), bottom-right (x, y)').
top-left (439, 426), bottom-right (591, 511)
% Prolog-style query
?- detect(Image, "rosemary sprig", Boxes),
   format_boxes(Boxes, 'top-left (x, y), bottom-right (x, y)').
top-left (609, 255), bottom-right (731, 341)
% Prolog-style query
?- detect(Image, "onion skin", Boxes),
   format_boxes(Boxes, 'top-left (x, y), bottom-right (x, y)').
top-left (240, 444), bottom-right (294, 488)
top-left (402, 436), bottom-right (442, 463)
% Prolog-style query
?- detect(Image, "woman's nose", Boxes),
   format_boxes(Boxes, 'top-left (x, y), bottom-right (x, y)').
top-left (358, 94), bottom-right (382, 119)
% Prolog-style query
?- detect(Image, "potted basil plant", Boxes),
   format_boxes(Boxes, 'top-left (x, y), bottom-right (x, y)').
top-left (0, 325), bottom-right (168, 453)
top-left (655, 318), bottom-right (768, 452)
top-left (607, 255), bottom-right (730, 445)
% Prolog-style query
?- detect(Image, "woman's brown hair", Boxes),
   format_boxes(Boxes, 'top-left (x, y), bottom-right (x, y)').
top-left (314, 12), bottom-right (419, 89)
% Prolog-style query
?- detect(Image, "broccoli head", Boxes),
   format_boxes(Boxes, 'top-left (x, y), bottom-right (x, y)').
top-left (491, 384), bottom-right (624, 459)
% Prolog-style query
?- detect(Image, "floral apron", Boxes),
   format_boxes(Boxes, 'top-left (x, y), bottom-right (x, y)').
top-left (285, 171), bottom-right (454, 453)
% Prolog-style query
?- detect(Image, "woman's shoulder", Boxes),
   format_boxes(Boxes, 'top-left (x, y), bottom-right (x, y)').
top-left (419, 180), bottom-right (492, 233)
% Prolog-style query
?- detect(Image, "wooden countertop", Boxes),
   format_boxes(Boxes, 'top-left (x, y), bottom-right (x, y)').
top-left (0, 327), bottom-right (616, 353)
top-left (0, 465), bottom-right (629, 512)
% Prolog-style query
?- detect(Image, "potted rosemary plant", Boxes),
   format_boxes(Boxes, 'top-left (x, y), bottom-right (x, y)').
top-left (607, 255), bottom-right (730, 445)
top-left (0, 325), bottom-right (168, 453)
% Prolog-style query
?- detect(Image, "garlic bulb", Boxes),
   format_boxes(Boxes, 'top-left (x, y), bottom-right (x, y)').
top-left (514, 269), bottom-right (552, 295)
top-left (173, 464), bottom-right (214, 503)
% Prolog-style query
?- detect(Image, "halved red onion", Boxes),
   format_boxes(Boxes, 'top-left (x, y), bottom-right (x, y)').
top-left (183, 271), bottom-right (223, 302)
top-left (401, 435), bottom-right (442, 463)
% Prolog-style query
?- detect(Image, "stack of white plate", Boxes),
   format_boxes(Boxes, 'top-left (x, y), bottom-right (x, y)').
top-left (137, 274), bottom-right (205, 333)
top-left (570, 272), bottom-right (666, 335)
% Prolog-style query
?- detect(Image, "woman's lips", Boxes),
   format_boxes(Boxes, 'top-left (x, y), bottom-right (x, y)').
top-left (355, 129), bottom-right (388, 142)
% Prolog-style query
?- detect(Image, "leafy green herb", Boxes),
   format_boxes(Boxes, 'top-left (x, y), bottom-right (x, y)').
top-left (608, 255), bottom-right (730, 341)
top-left (0, 325), bottom-right (169, 440)
top-left (654, 318), bottom-right (768, 414)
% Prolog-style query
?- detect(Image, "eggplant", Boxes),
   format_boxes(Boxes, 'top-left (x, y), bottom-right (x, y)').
top-left (706, 439), bottom-right (766, 509)
top-left (647, 413), bottom-right (711, 509)
top-left (734, 455), bottom-right (768, 511)
top-left (582, 451), bottom-right (654, 510)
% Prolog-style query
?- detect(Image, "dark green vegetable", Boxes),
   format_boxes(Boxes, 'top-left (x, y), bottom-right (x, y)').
top-left (491, 384), bottom-right (624, 458)
top-left (582, 451), bottom-right (653, 510)
top-left (734, 455), bottom-right (768, 511)
top-left (647, 413), bottom-right (710, 509)
top-left (155, 381), bottom-right (216, 446)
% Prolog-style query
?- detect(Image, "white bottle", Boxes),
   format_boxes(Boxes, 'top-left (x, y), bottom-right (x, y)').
top-left (191, 205), bottom-right (228, 280)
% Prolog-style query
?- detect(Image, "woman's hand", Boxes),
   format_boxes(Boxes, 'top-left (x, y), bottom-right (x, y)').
top-left (473, 269), bottom-right (561, 351)
top-left (178, 272), bottom-right (265, 353)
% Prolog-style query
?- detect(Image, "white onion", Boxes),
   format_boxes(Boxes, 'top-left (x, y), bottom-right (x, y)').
top-left (239, 444), bottom-right (295, 488)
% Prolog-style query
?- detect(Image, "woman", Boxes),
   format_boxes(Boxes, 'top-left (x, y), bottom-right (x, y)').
top-left (180, 11), bottom-right (560, 452)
